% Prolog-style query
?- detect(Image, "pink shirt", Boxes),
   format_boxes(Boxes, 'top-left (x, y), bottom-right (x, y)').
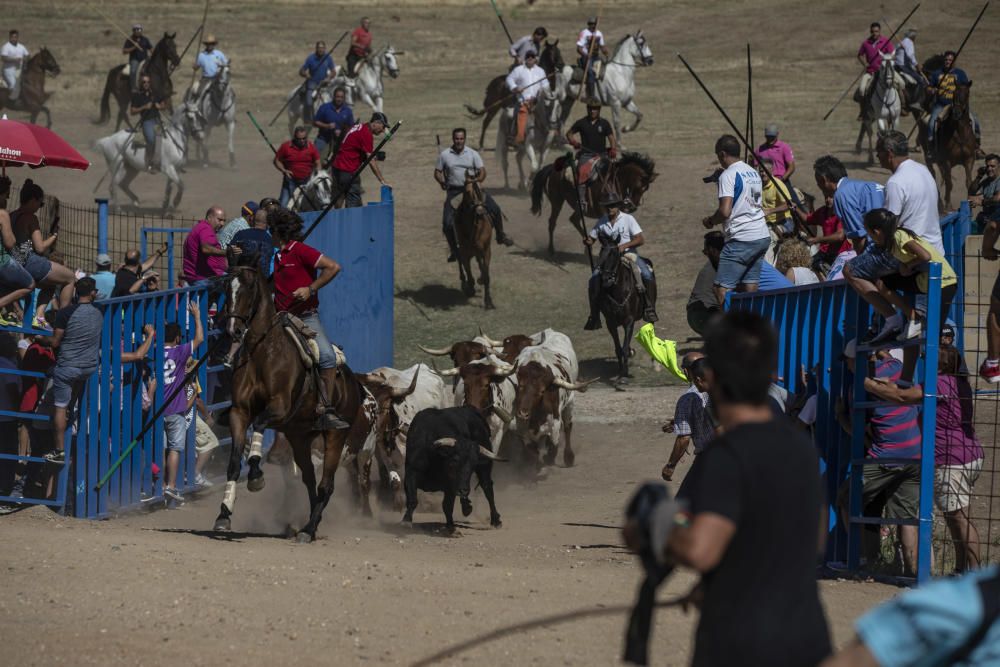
top-left (755, 140), bottom-right (795, 179)
top-left (183, 219), bottom-right (227, 282)
top-left (935, 375), bottom-right (984, 467)
top-left (858, 36), bottom-right (894, 73)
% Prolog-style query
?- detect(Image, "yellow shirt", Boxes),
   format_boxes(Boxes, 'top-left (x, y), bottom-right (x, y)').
top-left (891, 230), bottom-right (957, 292)
top-left (761, 178), bottom-right (791, 225)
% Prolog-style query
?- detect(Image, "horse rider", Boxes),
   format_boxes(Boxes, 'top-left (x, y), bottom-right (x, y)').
top-left (331, 111), bottom-right (390, 208)
top-left (299, 41), bottom-right (335, 123)
top-left (129, 74), bottom-right (166, 172)
top-left (582, 191), bottom-right (658, 329)
top-left (267, 207), bottom-right (351, 430)
top-left (1, 29), bottom-right (29, 96)
top-left (191, 34), bottom-right (229, 103)
top-left (894, 28), bottom-right (925, 111)
top-left (346, 17), bottom-right (372, 78)
top-left (275, 126), bottom-right (321, 208)
top-left (856, 22), bottom-right (895, 115)
top-left (313, 86), bottom-right (354, 159)
top-left (576, 17), bottom-right (609, 100)
top-left (926, 50), bottom-right (981, 153)
top-left (122, 23), bottom-right (153, 92)
top-left (434, 127), bottom-right (514, 262)
top-left (510, 26), bottom-right (548, 65)
top-left (566, 98), bottom-right (617, 210)
top-left (504, 50), bottom-right (550, 146)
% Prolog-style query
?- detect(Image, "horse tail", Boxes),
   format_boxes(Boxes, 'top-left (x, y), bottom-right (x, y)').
top-left (463, 103), bottom-right (486, 118)
top-left (95, 66), bottom-right (124, 125)
top-left (531, 164), bottom-right (553, 216)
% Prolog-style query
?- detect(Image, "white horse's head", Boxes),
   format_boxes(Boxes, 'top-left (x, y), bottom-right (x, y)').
top-left (383, 45), bottom-right (401, 79)
top-left (632, 31), bottom-right (654, 66)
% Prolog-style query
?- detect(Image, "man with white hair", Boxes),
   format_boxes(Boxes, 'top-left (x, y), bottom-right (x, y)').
top-left (894, 28), bottom-right (924, 112)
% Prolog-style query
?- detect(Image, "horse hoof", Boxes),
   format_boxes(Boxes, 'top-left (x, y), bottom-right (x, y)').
top-left (485, 301), bottom-right (496, 310)
top-left (491, 517), bottom-right (503, 529)
top-left (247, 475), bottom-right (265, 493)
top-left (295, 531), bottom-right (314, 544)
top-left (563, 450), bottom-right (575, 467)
top-left (213, 517), bottom-right (231, 532)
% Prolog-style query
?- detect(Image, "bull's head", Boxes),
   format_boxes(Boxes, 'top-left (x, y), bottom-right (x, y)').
top-left (418, 340), bottom-right (490, 368)
top-left (433, 436), bottom-right (505, 514)
top-left (514, 361), bottom-right (597, 422)
top-left (440, 355), bottom-right (515, 420)
top-left (477, 326), bottom-right (534, 363)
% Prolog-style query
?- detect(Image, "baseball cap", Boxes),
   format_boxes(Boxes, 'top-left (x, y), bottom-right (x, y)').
top-left (764, 124), bottom-right (779, 137)
top-left (132, 23), bottom-right (143, 30)
top-left (587, 16), bottom-right (597, 24)
top-left (242, 201), bottom-right (259, 219)
top-left (941, 324), bottom-right (956, 338)
top-left (96, 253), bottom-right (112, 267)
top-left (370, 111), bottom-right (389, 125)
top-left (525, 50), bottom-right (538, 58)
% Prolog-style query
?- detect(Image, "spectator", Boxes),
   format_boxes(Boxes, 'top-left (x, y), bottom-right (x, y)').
top-left (91, 254), bottom-right (115, 299)
top-left (313, 86), bottom-right (354, 158)
top-left (0, 206), bottom-right (34, 325)
top-left (838, 338), bottom-right (920, 575)
top-left (758, 157), bottom-right (794, 239)
top-left (756, 124), bottom-right (797, 188)
top-left (46, 277), bottom-right (104, 464)
top-left (865, 344), bottom-right (984, 573)
top-left (795, 192), bottom-right (852, 276)
top-left (969, 154), bottom-right (1000, 233)
top-left (662, 357), bottom-right (716, 481)
top-left (185, 356), bottom-right (218, 488)
top-left (702, 134), bottom-right (771, 306)
top-left (759, 260), bottom-right (794, 290)
top-left (111, 245), bottom-right (165, 297)
top-left (332, 112), bottom-right (390, 208)
top-left (776, 240), bottom-right (820, 285)
top-left (686, 231), bottom-right (724, 336)
top-left (979, 215), bottom-right (1000, 382)
top-left (216, 201), bottom-right (258, 250)
top-left (813, 155), bottom-right (884, 253)
top-left (275, 127), bottom-right (320, 208)
top-left (258, 197), bottom-right (280, 214)
top-left (0, 333), bottom-right (22, 510)
top-left (160, 300), bottom-right (204, 508)
top-left (877, 131), bottom-right (944, 254)
top-left (8, 180), bottom-right (78, 327)
top-left (231, 208), bottom-right (274, 276)
top-left (182, 206), bottom-right (230, 287)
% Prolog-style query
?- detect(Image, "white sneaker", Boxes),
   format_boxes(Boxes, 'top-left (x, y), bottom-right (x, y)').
top-left (898, 318), bottom-right (923, 341)
top-left (194, 473), bottom-right (214, 488)
top-left (869, 314), bottom-right (904, 345)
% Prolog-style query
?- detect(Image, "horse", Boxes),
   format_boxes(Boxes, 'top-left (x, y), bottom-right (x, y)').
top-left (92, 108), bottom-right (188, 211)
top-left (463, 40), bottom-right (567, 150)
top-left (289, 171), bottom-right (333, 212)
top-left (557, 32), bottom-right (654, 139)
top-left (921, 81), bottom-right (978, 211)
top-left (183, 65), bottom-right (236, 167)
top-left (494, 89), bottom-right (561, 190)
top-left (96, 33), bottom-right (179, 130)
top-left (530, 152), bottom-right (657, 255)
top-left (855, 51), bottom-right (900, 165)
top-left (454, 171), bottom-right (496, 309)
top-left (593, 232), bottom-right (649, 381)
top-left (216, 261), bottom-right (383, 542)
top-left (0, 47), bottom-right (60, 127)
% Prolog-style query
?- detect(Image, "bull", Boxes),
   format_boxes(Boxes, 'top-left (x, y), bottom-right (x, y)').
top-left (402, 406), bottom-right (504, 532)
top-left (440, 355), bottom-right (517, 455)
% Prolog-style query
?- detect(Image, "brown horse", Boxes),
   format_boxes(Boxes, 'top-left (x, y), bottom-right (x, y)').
top-left (593, 235), bottom-right (650, 381)
top-left (530, 152), bottom-right (657, 255)
top-left (96, 33), bottom-right (179, 130)
top-left (463, 40), bottom-right (566, 150)
top-left (215, 262), bottom-right (380, 542)
top-left (0, 47), bottom-right (60, 128)
top-left (920, 81), bottom-right (978, 211)
top-left (455, 171), bottom-right (496, 309)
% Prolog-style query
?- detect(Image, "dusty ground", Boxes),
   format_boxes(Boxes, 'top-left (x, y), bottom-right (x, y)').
top-left (4, 0), bottom-right (998, 663)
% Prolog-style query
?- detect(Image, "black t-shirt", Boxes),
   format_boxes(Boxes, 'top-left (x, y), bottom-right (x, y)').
top-left (112, 267), bottom-right (141, 298)
top-left (130, 90), bottom-right (159, 122)
top-left (678, 419), bottom-right (831, 667)
top-left (124, 36), bottom-right (153, 61)
top-left (570, 117), bottom-right (614, 154)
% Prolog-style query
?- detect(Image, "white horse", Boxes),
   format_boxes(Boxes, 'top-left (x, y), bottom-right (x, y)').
top-left (856, 52), bottom-right (900, 164)
top-left (93, 109), bottom-right (188, 211)
top-left (495, 91), bottom-right (561, 190)
top-left (289, 171), bottom-right (333, 212)
top-left (284, 45), bottom-right (400, 136)
top-left (559, 31), bottom-right (654, 139)
top-left (184, 65), bottom-right (236, 167)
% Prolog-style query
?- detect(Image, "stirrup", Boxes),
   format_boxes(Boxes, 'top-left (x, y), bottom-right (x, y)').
top-left (315, 410), bottom-right (351, 431)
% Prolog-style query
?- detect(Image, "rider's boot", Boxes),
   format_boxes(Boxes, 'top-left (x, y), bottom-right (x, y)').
top-left (314, 367), bottom-right (351, 431)
top-left (640, 279), bottom-right (659, 323)
top-left (583, 280), bottom-right (602, 331)
top-left (492, 212), bottom-right (514, 246)
top-left (444, 226), bottom-right (460, 262)
top-left (577, 182), bottom-right (589, 213)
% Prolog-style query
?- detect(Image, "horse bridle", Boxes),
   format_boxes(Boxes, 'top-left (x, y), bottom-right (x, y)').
top-left (218, 266), bottom-right (262, 343)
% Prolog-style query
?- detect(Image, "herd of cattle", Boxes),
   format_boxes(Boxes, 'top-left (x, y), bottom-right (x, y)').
top-left (352, 328), bottom-right (594, 531)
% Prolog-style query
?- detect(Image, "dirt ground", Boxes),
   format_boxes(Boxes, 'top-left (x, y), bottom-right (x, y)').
top-left (3, 0), bottom-right (998, 663)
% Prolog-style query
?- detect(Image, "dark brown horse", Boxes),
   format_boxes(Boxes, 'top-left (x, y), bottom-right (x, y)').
top-left (463, 40), bottom-right (566, 150)
top-left (455, 171), bottom-right (496, 309)
top-left (96, 33), bottom-right (179, 130)
top-left (0, 48), bottom-right (60, 127)
top-left (215, 262), bottom-right (380, 542)
top-left (920, 81), bottom-right (978, 211)
top-left (594, 234), bottom-right (650, 381)
top-left (530, 152), bottom-right (657, 255)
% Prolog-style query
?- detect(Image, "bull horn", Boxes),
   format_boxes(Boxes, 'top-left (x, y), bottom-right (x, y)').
top-left (553, 376), bottom-right (600, 392)
top-left (439, 367), bottom-right (461, 377)
top-left (478, 446), bottom-right (507, 461)
top-left (391, 367), bottom-right (420, 399)
top-left (478, 326), bottom-right (504, 347)
top-left (434, 437), bottom-right (457, 448)
top-left (490, 403), bottom-right (514, 424)
top-left (487, 354), bottom-right (516, 377)
top-left (418, 344), bottom-right (453, 356)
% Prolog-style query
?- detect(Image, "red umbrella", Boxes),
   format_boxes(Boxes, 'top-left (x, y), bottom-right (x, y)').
top-left (0, 114), bottom-right (89, 173)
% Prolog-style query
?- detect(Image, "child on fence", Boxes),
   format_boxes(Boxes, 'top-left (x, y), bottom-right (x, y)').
top-left (160, 300), bottom-right (203, 508)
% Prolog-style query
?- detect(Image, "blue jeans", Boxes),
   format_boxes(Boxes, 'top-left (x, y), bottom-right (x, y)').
top-left (314, 135), bottom-right (330, 154)
top-left (300, 312), bottom-right (337, 369)
top-left (141, 119), bottom-right (157, 148)
top-left (279, 175), bottom-right (309, 208)
top-left (714, 237), bottom-right (770, 289)
top-left (163, 413), bottom-right (188, 453)
top-left (846, 244), bottom-right (900, 282)
top-left (578, 55), bottom-right (597, 92)
top-left (0, 259), bottom-right (33, 290)
top-left (928, 103), bottom-right (982, 140)
top-left (52, 364), bottom-right (96, 409)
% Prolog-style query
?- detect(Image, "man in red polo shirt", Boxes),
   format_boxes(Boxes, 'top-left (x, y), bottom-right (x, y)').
top-left (332, 112), bottom-right (389, 208)
top-left (346, 17), bottom-right (372, 77)
top-left (274, 126), bottom-right (321, 208)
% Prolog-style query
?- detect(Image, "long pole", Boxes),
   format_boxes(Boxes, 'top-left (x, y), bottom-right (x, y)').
top-left (677, 53), bottom-right (807, 237)
top-left (822, 3), bottom-right (920, 120)
top-left (954, 2), bottom-right (989, 63)
top-left (489, 0), bottom-right (515, 45)
top-left (302, 120), bottom-right (403, 242)
top-left (268, 30), bottom-right (350, 127)
top-left (582, 4), bottom-right (604, 101)
top-left (173, 0), bottom-right (212, 71)
top-left (745, 43), bottom-right (753, 162)
top-left (246, 111), bottom-right (324, 211)
top-left (569, 152), bottom-right (595, 271)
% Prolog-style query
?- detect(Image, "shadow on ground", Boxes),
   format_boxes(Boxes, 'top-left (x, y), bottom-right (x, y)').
top-left (395, 283), bottom-right (469, 311)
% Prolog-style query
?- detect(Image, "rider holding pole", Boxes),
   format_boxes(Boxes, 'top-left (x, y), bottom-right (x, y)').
top-left (566, 99), bottom-right (617, 211)
top-left (504, 50), bottom-right (550, 147)
top-left (191, 34), bottom-right (229, 103)
top-left (299, 41), bottom-right (335, 123)
top-left (122, 23), bottom-right (153, 92)
top-left (577, 17), bottom-right (609, 100)
top-left (130, 74), bottom-right (166, 172)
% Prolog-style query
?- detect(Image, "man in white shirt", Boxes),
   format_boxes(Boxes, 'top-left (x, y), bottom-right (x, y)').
top-left (583, 191), bottom-right (657, 328)
top-left (1, 30), bottom-right (30, 94)
top-left (894, 28), bottom-right (924, 111)
top-left (504, 51), bottom-right (550, 146)
top-left (876, 131), bottom-right (944, 254)
top-left (191, 34), bottom-right (229, 102)
top-left (702, 134), bottom-right (771, 306)
top-left (509, 27), bottom-right (548, 65)
top-left (576, 17), bottom-right (608, 99)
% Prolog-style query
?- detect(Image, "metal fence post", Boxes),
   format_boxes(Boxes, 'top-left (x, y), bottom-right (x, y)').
top-left (917, 263), bottom-right (942, 583)
top-left (95, 198), bottom-right (109, 255)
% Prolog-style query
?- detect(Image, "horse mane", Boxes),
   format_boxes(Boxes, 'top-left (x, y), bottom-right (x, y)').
top-left (613, 33), bottom-right (636, 53)
top-left (618, 151), bottom-right (656, 177)
top-left (922, 53), bottom-right (946, 74)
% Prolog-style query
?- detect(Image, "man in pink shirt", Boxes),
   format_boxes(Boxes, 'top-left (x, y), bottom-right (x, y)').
top-left (856, 22), bottom-right (895, 110)
top-left (756, 124), bottom-right (800, 208)
top-left (183, 206), bottom-right (229, 287)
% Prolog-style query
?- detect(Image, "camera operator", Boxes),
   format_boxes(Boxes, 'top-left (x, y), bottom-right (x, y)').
top-left (969, 154), bottom-right (1000, 232)
top-left (626, 311), bottom-right (830, 667)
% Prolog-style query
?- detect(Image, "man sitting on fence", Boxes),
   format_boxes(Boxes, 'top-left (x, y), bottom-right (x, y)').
top-left (112, 244), bottom-right (166, 298)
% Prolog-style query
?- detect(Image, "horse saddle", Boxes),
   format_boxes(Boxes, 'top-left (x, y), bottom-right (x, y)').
top-left (279, 312), bottom-right (347, 369)
top-left (448, 191), bottom-right (464, 210)
top-left (577, 155), bottom-right (603, 184)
